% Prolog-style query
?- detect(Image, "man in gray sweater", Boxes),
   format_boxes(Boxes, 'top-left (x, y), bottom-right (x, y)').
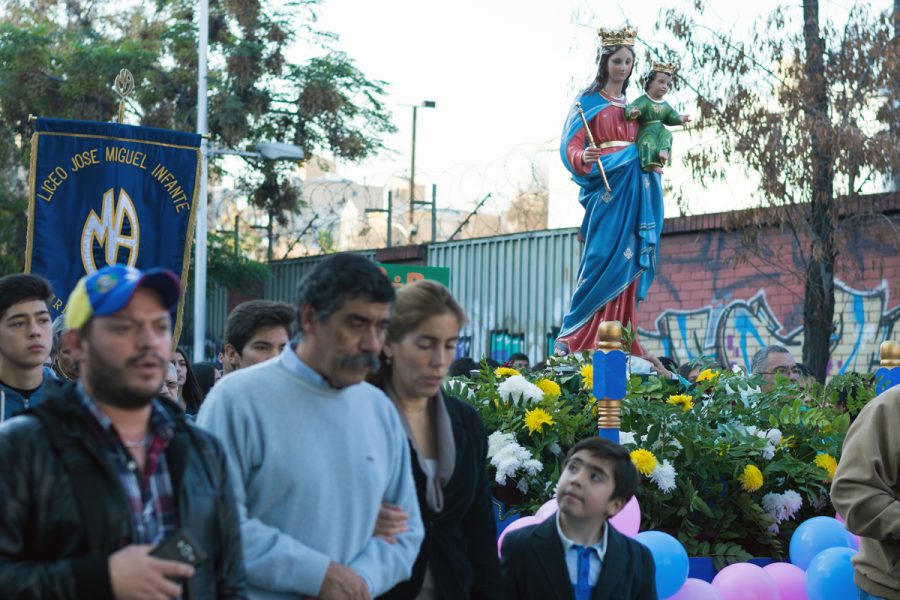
top-left (199, 254), bottom-right (423, 600)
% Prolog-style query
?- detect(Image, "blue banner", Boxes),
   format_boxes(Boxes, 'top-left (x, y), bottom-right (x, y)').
top-left (26, 117), bottom-right (201, 342)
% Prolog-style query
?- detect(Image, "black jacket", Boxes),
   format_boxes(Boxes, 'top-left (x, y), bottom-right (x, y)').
top-left (500, 516), bottom-right (657, 600)
top-left (0, 380), bottom-right (247, 599)
top-left (378, 395), bottom-right (501, 600)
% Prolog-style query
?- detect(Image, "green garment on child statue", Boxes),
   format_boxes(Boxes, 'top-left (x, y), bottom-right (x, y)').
top-left (625, 95), bottom-right (683, 171)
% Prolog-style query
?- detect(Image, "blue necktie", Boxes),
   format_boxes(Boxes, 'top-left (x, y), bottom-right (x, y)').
top-left (574, 545), bottom-right (593, 600)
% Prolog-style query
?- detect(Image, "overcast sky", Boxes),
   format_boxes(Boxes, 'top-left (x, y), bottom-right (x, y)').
top-left (288, 0), bottom-right (892, 226)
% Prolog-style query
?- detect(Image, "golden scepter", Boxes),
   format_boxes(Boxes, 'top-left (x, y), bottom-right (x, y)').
top-left (575, 101), bottom-right (611, 194)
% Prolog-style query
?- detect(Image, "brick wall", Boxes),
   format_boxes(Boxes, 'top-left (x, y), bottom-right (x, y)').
top-left (637, 193), bottom-right (900, 375)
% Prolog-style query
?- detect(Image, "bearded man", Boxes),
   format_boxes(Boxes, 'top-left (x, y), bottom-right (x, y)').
top-left (0, 265), bottom-right (246, 600)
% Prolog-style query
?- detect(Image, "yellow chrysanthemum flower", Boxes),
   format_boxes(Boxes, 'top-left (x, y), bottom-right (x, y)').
top-left (535, 378), bottom-right (562, 401)
top-left (494, 367), bottom-right (520, 378)
top-left (696, 369), bottom-right (718, 384)
top-left (814, 454), bottom-right (837, 480)
top-left (630, 449), bottom-right (658, 476)
top-left (523, 407), bottom-right (555, 435)
top-left (738, 464), bottom-right (764, 492)
top-left (580, 363), bottom-right (594, 391)
top-left (666, 394), bottom-right (694, 412)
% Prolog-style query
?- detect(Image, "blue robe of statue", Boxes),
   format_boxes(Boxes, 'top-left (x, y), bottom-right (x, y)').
top-left (557, 92), bottom-right (665, 353)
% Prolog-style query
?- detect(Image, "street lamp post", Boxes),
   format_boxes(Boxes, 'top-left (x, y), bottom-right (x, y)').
top-left (407, 100), bottom-right (436, 228)
top-left (191, 140), bottom-right (304, 361)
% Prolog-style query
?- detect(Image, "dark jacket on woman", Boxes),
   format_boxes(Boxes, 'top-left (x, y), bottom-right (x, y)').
top-left (378, 394), bottom-right (501, 600)
top-left (0, 381), bottom-right (246, 599)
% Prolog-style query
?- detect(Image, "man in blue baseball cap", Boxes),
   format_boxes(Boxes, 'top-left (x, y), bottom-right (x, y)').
top-left (0, 264), bottom-right (246, 599)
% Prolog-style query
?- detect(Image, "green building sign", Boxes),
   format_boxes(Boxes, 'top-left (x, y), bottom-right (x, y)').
top-left (377, 264), bottom-right (450, 289)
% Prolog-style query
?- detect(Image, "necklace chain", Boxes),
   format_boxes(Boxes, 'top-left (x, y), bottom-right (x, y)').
top-left (121, 434), bottom-right (151, 448)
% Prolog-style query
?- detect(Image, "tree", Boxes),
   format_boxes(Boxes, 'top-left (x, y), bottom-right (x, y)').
top-left (661, 1), bottom-right (900, 381)
top-left (0, 0), bottom-right (395, 277)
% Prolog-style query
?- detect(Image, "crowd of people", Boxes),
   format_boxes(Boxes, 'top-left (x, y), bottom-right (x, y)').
top-left (0, 256), bottom-right (660, 600)
top-left (1, 253), bottom-right (899, 598)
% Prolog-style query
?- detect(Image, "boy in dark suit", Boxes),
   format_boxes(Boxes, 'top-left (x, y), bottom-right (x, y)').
top-left (501, 437), bottom-right (657, 599)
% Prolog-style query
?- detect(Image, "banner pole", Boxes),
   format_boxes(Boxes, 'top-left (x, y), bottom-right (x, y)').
top-left (193, 0), bottom-right (209, 362)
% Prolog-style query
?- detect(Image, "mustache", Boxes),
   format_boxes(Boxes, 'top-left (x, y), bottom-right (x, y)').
top-left (125, 353), bottom-right (168, 369)
top-left (338, 353), bottom-right (380, 371)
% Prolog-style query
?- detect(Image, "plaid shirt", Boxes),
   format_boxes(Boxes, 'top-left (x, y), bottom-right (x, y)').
top-left (76, 385), bottom-right (178, 545)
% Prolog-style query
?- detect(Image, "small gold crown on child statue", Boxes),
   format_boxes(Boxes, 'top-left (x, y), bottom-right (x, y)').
top-left (597, 26), bottom-right (637, 47)
top-left (650, 61), bottom-right (676, 74)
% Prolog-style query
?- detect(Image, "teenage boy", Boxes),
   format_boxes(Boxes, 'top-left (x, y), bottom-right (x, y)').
top-left (221, 299), bottom-right (294, 374)
top-left (0, 273), bottom-right (55, 422)
top-left (501, 437), bottom-right (657, 600)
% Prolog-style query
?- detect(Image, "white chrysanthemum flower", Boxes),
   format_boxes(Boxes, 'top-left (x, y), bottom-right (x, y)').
top-left (762, 493), bottom-right (781, 518)
top-left (781, 489), bottom-right (802, 518)
top-left (487, 431), bottom-right (544, 486)
top-left (487, 431), bottom-right (516, 459)
top-left (649, 459), bottom-right (677, 493)
top-left (619, 432), bottom-right (636, 445)
top-left (762, 489), bottom-right (803, 524)
top-left (497, 375), bottom-right (544, 405)
top-left (759, 428), bottom-right (782, 460)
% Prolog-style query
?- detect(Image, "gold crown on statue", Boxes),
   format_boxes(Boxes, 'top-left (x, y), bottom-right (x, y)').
top-left (598, 26), bottom-right (637, 47)
top-left (650, 61), bottom-right (676, 74)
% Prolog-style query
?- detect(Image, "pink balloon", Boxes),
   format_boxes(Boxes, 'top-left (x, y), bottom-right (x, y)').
top-left (763, 562), bottom-right (809, 600)
top-left (667, 578), bottom-right (724, 600)
top-left (535, 497), bottom-right (558, 521)
top-left (609, 495), bottom-right (641, 537)
top-left (497, 515), bottom-right (542, 558)
top-left (712, 563), bottom-right (779, 600)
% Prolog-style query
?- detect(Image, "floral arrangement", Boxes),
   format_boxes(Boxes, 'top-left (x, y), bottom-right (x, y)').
top-left (444, 363), bottom-right (595, 508)
top-left (446, 354), bottom-right (874, 567)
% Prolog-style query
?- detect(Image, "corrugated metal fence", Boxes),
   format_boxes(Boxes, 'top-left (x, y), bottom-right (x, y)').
top-left (203, 231), bottom-right (581, 363)
top-left (427, 229), bottom-right (582, 363)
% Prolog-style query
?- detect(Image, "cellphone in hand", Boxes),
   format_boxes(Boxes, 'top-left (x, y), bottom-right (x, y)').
top-left (150, 529), bottom-right (208, 569)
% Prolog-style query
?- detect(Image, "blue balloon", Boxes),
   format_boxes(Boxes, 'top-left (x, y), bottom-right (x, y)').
top-left (635, 530), bottom-right (689, 598)
top-left (789, 517), bottom-right (853, 570)
top-left (806, 547), bottom-right (858, 600)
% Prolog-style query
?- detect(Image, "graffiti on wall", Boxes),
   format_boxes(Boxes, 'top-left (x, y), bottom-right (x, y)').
top-left (640, 279), bottom-right (899, 375)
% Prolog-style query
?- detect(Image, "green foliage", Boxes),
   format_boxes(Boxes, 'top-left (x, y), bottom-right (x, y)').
top-left (205, 230), bottom-right (268, 291)
top-left (454, 355), bottom-right (873, 561)
top-left (0, 0), bottom-right (395, 272)
top-left (659, 2), bottom-right (900, 381)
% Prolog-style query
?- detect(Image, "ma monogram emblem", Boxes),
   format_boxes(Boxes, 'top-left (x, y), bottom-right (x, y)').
top-left (81, 188), bottom-right (140, 274)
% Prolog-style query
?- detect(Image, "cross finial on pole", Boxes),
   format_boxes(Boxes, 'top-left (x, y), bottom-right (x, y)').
top-left (114, 69), bottom-right (135, 124)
